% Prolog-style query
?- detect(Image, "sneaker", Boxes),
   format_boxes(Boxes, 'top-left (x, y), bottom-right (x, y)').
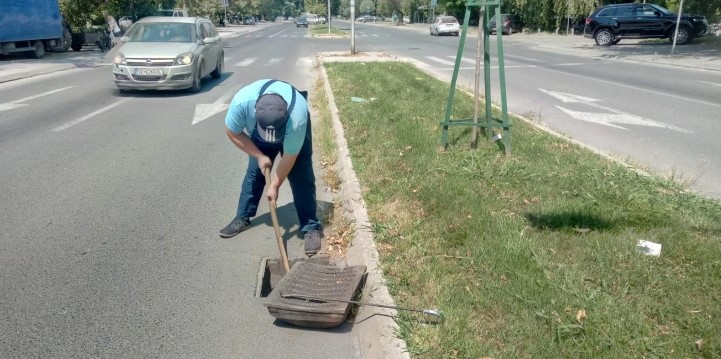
top-left (219, 217), bottom-right (251, 238)
top-left (304, 229), bottom-right (322, 256)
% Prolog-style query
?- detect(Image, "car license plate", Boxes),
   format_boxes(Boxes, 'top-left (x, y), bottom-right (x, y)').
top-left (134, 68), bottom-right (163, 76)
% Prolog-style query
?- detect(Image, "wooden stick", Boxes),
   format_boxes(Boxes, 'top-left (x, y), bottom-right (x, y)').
top-left (265, 169), bottom-right (290, 273)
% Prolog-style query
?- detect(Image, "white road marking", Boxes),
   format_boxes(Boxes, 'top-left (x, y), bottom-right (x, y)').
top-left (457, 57), bottom-right (477, 64)
top-left (192, 86), bottom-right (241, 125)
top-left (437, 65), bottom-right (537, 70)
top-left (0, 86), bottom-right (74, 112)
top-left (234, 58), bottom-right (256, 66)
top-left (504, 53), bottom-right (544, 63)
top-left (425, 56), bottom-right (456, 66)
top-left (540, 88), bottom-right (691, 133)
top-left (265, 58), bottom-right (283, 66)
top-left (268, 27), bottom-right (292, 37)
top-left (700, 80), bottom-right (721, 88)
top-left (52, 99), bottom-right (129, 132)
top-left (535, 66), bottom-right (721, 110)
top-left (295, 57), bottom-right (314, 67)
top-left (539, 88), bottom-right (601, 103)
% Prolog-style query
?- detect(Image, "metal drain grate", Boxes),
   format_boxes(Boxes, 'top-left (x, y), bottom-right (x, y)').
top-left (264, 261), bottom-right (366, 328)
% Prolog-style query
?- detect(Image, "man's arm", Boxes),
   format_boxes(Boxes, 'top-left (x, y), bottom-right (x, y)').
top-left (225, 129), bottom-right (272, 170)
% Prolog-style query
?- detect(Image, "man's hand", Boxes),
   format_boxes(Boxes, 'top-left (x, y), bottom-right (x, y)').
top-left (266, 183), bottom-right (279, 204)
top-left (257, 155), bottom-right (272, 173)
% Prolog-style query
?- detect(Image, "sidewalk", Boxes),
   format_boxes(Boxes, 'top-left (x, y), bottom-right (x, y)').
top-left (0, 23), bottom-right (263, 84)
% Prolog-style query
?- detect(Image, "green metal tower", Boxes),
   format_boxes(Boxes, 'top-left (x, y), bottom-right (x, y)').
top-left (439, 0), bottom-right (512, 156)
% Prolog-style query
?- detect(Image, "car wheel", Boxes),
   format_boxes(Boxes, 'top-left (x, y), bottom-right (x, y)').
top-left (31, 41), bottom-right (46, 58)
top-left (670, 26), bottom-right (692, 45)
top-left (594, 29), bottom-right (613, 46)
top-left (211, 56), bottom-right (223, 79)
top-left (189, 64), bottom-right (202, 93)
top-left (49, 28), bottom-right (72, 52)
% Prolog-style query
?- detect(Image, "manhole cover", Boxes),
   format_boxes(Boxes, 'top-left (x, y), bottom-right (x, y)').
top-left (264, 261), bottom-right (366, 328)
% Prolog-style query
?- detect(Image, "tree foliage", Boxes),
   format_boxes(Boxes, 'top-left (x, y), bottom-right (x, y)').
top-left (58, 0), bottom-right (721, 30)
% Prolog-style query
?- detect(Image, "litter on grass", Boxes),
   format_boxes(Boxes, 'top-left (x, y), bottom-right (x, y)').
top-left (637, 240), bottom-right (662, 257)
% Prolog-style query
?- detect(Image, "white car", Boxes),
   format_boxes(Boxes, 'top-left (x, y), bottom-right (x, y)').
top-left (429, 15), bottom-right (460, 36)
top-left (306, 14), bottom-right (320, 24)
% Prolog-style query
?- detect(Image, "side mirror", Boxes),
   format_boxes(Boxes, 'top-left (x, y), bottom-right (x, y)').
top-left (654, 11), bottom-right (661, 17)
top-left (120, 36), bottom-right (128, 43)
top-left (202, 37), bottom-right (214, 44)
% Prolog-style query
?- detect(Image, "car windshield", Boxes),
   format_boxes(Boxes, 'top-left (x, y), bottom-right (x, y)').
top-left (124, 23), bottom-right (195, 43)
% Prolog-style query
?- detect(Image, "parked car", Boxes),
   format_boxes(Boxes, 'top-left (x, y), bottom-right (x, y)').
top-left (584, 3), bottom-right (709, 46)
top-left (306, 14), bottom-right (320, 24)
top-left (112, 17), bottom-right (224, 93)
top-left (488, 14), bottom-right (523, 35)
top-left (429, 15), bottom-right (460, 36)
top-left (296, 16), bottom-right (309, 27)
top-left (243, 16), bottom-right (256, 25)
top-left (357, 15), bottom-right (377, 23)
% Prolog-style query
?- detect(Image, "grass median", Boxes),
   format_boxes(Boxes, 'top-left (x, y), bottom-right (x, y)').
top-left (319, 60), bottom-right (721, 358)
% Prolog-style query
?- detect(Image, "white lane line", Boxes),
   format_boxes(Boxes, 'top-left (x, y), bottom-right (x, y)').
top-left (0, 86), bottom-right (74, 112)
top-left (234, 58), bottom-right (256, 66)
top-left (426, 56), bottom-right (456, 66)
top-left (52, 99), bottom-right (129, 132)
top-left (265, 57), bottom-right (283, 66)
top-left (700, 80), bottom-right (721, 88)
top-left (535, 66), bottom-right (721, 110)
top-left (268, 27), bottom-right (292, 37)
top-left (504, 53), bottom-right (544, 63)
top-left (458, 57), bottom-right (476, 64)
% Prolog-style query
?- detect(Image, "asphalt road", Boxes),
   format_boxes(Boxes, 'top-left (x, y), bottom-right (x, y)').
top-left (2, 19), bottom-right (720, 358)
top-left (0, 22), bottom-right (353, 358)
top-left (343, 20), bottom-right (721, 200)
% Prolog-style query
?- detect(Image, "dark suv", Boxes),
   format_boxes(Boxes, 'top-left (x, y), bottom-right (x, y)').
top-left (584, 3), bottom-right (708, 46)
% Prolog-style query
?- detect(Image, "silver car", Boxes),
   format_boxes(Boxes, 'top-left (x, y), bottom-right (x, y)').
top-left (112, 17), bottom-right (223, 92)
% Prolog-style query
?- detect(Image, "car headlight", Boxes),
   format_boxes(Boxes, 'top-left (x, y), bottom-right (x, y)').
top-left (175, 52), bottom-right (194, 65)
top-left (113, 53), bottom-right (126, 65)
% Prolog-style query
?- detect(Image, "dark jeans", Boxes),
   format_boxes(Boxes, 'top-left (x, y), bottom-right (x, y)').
top-left (236, 117), bottom-right (321, 233)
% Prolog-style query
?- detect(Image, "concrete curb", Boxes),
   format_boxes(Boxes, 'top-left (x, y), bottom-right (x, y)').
top-left (317, 52), bottom-right (412, 359)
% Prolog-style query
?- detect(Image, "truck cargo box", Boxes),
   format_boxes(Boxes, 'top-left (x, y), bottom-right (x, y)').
top-left (0, 0), bottom-right (64, 43)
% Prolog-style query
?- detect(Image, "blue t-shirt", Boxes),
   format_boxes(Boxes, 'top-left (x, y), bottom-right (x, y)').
top-left (225, 79), bottom-right (308, 154)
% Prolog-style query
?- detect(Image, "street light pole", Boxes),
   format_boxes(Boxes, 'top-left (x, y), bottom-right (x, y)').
top-left (327, 0), bottom-right (331, 34)
top-left (350, 0), bottom-right (355, 53)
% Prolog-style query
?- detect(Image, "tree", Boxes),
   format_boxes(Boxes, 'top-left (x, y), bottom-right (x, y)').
top-left (359, 0), bottom-right (374, 15)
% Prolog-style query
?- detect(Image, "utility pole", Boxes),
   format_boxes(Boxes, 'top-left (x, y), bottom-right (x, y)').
top-left (350, 0), bottom-right (355, 53)
top-left (327, 0), bottom-right (331, 34)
